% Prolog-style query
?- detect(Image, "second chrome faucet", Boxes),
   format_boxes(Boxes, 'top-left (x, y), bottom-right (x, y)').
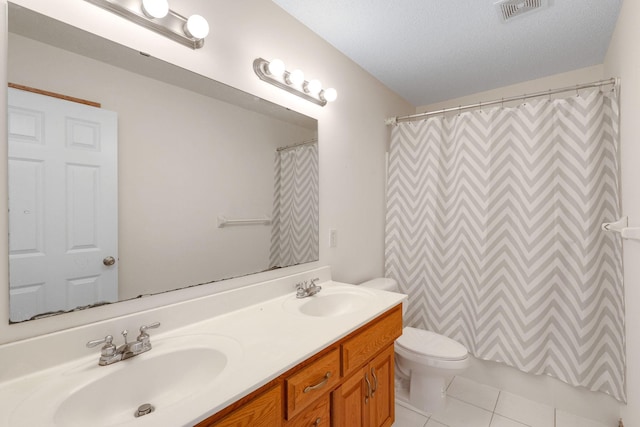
top-left (86, 322), bottom-right (161, 366)
top-left (296, 277), bottom-right (322, 298)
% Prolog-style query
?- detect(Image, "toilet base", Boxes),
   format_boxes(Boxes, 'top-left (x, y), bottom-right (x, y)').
top-left (395, 374), bottom-right (447, 413)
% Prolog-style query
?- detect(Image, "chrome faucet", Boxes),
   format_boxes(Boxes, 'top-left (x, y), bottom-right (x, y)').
top-left (296, 277), bottom-right (322, 298)
top-left (87, 322), bottom-right (160, 366)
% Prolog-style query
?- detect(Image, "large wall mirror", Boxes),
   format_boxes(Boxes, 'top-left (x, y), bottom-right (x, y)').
top-left (6, 3), bottom-right (319, 323)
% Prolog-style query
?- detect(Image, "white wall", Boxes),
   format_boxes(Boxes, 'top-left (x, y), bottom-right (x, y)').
top-left (603, 0), bottom-right (640, 424)
top-left (0, 0), bottom-right (413, 343)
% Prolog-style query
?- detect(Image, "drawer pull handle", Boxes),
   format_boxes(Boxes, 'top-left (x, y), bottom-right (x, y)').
top-left (304, 372), bottom-right (331, 393)
top-left (371, 367), bottom-right (378, 397)
top-left (313, 417), bottom-right (322, 426)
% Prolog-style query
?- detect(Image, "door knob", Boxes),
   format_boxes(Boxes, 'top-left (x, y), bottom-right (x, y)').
top-left (103, 256), bottom-right (116, 266)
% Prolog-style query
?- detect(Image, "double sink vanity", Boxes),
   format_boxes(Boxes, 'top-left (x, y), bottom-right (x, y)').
top-left (0, 267), bottom-right (405, 426)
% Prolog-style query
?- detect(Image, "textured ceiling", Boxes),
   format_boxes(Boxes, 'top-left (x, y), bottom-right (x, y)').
top-left (271, 0), bottom-right (623, 106)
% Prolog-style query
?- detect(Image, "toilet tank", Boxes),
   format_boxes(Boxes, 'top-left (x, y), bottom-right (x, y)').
top-left (360, 277), bottom-right (406, 314)
top-left (359, 277), bottom-right (399, 292)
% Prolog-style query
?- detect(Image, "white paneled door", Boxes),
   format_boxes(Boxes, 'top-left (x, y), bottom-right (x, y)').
top-left (8, 87), bottom-right (118, 322)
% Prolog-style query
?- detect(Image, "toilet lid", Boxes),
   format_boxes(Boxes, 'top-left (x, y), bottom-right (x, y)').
top-left (396, 327), bottom-right (468, 361)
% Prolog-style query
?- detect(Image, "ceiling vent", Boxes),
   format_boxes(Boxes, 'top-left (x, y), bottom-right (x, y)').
top-left (495, 0), bottom-right (548, 22)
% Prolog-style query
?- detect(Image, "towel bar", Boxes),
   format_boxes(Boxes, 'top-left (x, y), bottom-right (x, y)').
top-left (217, 215), bottom-right (271, 228)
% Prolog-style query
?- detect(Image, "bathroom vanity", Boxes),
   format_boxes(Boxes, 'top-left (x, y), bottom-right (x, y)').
top-left (0, 268), bottom-right (405, 426)
top-left (201, 305), bottom-right (402, 427)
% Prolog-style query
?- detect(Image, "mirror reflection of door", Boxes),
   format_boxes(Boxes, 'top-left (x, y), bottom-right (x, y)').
top-left (8, 87), bottom-right (118, 322)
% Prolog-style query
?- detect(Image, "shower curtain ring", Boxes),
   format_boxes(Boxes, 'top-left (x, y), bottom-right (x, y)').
top-left (548, 89), bottom-right (551, 102)
top-left (501, 98), bottom-right (504, 109)
top-left (458, 105), bottom-right (462, 116)
top-left (576, 85), bottom-right (579, 97)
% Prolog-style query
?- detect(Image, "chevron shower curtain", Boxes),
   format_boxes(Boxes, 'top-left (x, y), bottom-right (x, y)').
top-left (385, 88), bottom-right (625, 401)
top-left (270, 142), bottom-right (319, 268)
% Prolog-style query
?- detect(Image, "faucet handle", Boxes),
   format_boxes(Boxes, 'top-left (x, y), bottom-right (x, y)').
top-left (137, 322), bottom-right (161, 340)
top-left (310, 277), bottom-right (320, 285)
top-left (136, 322), bottom-right (160, 353)
top-left (86, 335), bottom-right (116, 357)
top-left (87, 335), bottom-right (113, 348)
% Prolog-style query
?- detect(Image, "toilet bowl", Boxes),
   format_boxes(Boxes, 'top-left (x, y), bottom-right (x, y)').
top-left (360, 278), bottom-right (470, 413)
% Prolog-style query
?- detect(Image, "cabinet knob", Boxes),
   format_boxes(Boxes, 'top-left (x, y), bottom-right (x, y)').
top-left (312, 417), bottom-right (322, 426)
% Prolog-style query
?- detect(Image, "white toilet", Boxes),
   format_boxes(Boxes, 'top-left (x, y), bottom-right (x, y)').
top-left (360, 278), bottom-right (470, 413)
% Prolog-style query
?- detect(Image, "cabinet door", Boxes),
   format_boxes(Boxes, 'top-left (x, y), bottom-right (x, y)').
top-left (200, 385), bottom-right (282, 427)
top-left (369, 345), bottom-right (395, 427)
top-left (333, 345), bottom-right (395, 427)
top-left (331, 367), bottom-right (368, 427)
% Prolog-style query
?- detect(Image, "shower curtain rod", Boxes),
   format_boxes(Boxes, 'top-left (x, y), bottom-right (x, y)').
top-left (276, 137), bottom-right (318, 152)
top-left (384, 77), bottom-right (619, 125)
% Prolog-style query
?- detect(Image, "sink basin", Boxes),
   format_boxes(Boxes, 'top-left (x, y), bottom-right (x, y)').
top-left (11, 334), bottom-right (242, 427)
top-left (283, 286), bottom-right (377, 317)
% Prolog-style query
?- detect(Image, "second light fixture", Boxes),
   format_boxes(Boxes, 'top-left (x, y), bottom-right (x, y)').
top-left (254, 58), bottom-right (338, 106)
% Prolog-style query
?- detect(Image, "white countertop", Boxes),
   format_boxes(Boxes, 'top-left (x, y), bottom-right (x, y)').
top-left (0, 274), bottom-right (405, 427)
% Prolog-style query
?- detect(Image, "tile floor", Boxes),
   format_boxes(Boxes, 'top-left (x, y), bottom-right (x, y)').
top-left (392, 376), bottom-right (610, 427)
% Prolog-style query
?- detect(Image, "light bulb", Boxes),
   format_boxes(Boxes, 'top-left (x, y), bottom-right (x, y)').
top-left (305, 79), bottom-right (322, 95)
top-left (184, 14), bottom-right (210, 39)
top-left (322, 88), bottom-right (338, 102)
top-left (267, 59), bottom-right (286, 77)
top-left (287, 69), bottom-right (305, 86)
top-left (141, 0), bottom-right (169, 18)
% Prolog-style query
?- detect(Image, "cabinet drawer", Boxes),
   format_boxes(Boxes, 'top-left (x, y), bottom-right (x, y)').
top-left (341, 305), bottom-right (402, 376)
top-left (286, 348), bottom-right (340, 419)
top-left (285, 395), bottom-right (330, 427)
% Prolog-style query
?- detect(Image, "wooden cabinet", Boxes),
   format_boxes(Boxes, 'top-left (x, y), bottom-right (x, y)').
top-left (198, 384), bottom-right (282, 427)
top-left (368, 345), bottom-right (395, 427)
top-left (332, 345), bottom-right (395, 427)
top-left (334, 305), bottom-right (401, 427)
top-left (196, 305), bottom-right (402, 427)
top-left (341, 308), bottom-right (402, 377)
top-left (285, 395), bottom-right (330, 427)
top-left (331, 366), bottom-right (367, 427)
top-left (286, 348), bottom-right (340, 420)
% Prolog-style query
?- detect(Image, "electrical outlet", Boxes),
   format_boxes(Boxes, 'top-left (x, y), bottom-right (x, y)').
top-left (329, 229), bottom-right (338, 248)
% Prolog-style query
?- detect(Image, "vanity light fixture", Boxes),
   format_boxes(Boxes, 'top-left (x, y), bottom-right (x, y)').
top-left (253, 58), bottom-right (338, 106)
top-left (84, 0), bottom-right (210, 49)
top-left (141, 0), bottom-right (168, 18)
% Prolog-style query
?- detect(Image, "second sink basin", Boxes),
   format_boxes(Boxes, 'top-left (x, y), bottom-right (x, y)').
top-left (283, 285), bottom-right (377, 317)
